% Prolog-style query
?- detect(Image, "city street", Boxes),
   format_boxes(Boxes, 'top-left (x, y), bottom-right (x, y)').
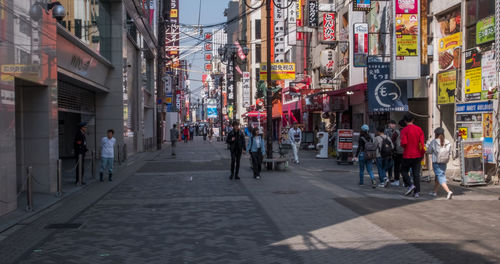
top-left (1, 137), bottom-right (499, 264)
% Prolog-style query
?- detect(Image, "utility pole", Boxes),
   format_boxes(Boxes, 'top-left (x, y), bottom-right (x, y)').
top-left (156, 0), bottom-right (166, 150)
top-left (219, 74), bottom-right (224, 139)
top-left (232, 55), bottom-right (237, 122)
top-left (266, 0), bottom-right (273, 164)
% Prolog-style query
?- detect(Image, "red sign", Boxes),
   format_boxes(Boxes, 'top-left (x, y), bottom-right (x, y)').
top-left (204, 33), bottom-right (212, 41)
top-left (337, 129), bottom-right (353, 151)
top-left (204, 64), bottom-right (212, 71)
top-left (204, 53), bottom-right (213, 61)
top-left (395, 0), bottom-right (418, 14)
top-left (322, 13), bottom-right (336, 42)
top-left (204, 43), bottom-right (212, 51)
top-left (234, 41), bottom-right (246, 60)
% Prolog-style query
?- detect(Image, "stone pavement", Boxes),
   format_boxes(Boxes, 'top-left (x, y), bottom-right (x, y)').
top-left (1, 137), bottom-right (499, 263)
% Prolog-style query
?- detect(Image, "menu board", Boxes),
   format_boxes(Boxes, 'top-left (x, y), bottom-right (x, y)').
top-left (461, 141), bottom-right (484, 184)
top-left (337, 129), bottom-right (353, 152)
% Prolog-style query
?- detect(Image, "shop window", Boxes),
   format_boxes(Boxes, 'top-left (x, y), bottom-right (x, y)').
top-left (465, 0), bottom-right (494, 48)
top-left (19, 18), bottom-right (31, 36)
top-left (255, 19), bottom-right (261, 40)
top-left (74, 19), bottom-right (82, 39)
top-left (255, 44), bottom-right (261, 63)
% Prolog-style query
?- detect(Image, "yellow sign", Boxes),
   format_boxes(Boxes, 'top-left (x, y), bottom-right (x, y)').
top-left (1, 64), bottom-right (40, 81)
top-left (458, 127), bottom-right (468, 140)
top-left (260, 63), bottom-right (296, 80)
top-left (438, 32), bottom-right (462, 53)
top-left (437, 70), bottom-right (456, 104)
top-left (296, 0), bottom-right (302, 20)
top-left (395, 14), bottom-right (418, 35)
top-left (483, 113), bottom-right (493, 138)
top-left (396, 35), bottom-right (418, 56)
top-left (465, 67), bottom-right (482, 95)
top-left (165, 96), bottom-right (172, 104)
top-left (170, 9), bottom-right (178, 18)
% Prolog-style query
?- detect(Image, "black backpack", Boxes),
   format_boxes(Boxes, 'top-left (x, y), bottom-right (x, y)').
top-left (380, 137), bottom-right (393, 158)
top-left (361, 137), bottom-right (377, 160)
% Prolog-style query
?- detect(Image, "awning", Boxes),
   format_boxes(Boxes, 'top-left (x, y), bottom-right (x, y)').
top-left (326, 83), bottom-right (367, 96)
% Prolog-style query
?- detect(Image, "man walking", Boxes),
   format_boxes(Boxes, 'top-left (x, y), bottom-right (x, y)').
top-left (375, 126), bottom-right (394, 187)
top-left (74, 122), bottom-right (88, 185)
top-left (400, 114), bottom-right (425, 197)
top-left (226, 121), bottom-right (246, 180)
top-left (189, 125), bottom-right (194, 141)
top-left (100, 129), bottom-right (116, 182)
top-left (248, 127), bottom-right (266, 179)
top-left (288, 123), bottom-right (302, 164)
top-left (170, 124), bottom-right (179, 156)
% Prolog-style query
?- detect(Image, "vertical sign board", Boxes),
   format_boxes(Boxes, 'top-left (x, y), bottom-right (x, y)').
top-left (288, 0), bottom-right (297, 45)
top-left (242, 72), bottom-right (251, 108)
top-left (464, 48), bottom-right (482, 101)
top-left (308, 0), bottom-right (318, 27)
top-left (480, 49), bottom-right (497, 100)
top-left (274, 0), bottom-right (286, 62)
top-left (353, 23), bottom-right (368, 67)
top-left (392, 0), bottom-right (420, 79)
top-left (353, 0), bottom-right (371, 12)
top-left (322, 13), bottom-right (336, 43)
top-left (367, 61), bottom-right (408, 112)
top-left (437, 70), bottom-right (456, 105)
top-left (166, 0), bottom-right (180, 68)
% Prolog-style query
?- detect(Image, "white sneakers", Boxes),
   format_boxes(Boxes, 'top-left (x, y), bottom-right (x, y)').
top-left (428, 191), bottom-right (453, 199)
top-left (429, 192), bottom-right (437, 197)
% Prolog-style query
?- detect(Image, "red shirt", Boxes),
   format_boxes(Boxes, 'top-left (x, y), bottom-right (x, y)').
top-left (400, 124), bottom-right (425, 159)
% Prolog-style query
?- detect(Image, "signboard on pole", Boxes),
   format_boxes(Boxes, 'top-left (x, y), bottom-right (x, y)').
top-left (392, 0), bottom-right (420, 79)
top-left (368, 61), bottom-right (408, 112)
top-left (353, 23), bottom-right (368, 67)
top-left (307, 0), bottom-right (318, 27)
top-left (242, 71), bottom-right (250, 108)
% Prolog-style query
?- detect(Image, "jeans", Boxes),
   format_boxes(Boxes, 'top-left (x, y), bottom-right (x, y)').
top-left (100, 157), bottom-right (114, 174)
top-left (291, 142), bottom-right (300, 163)
top-left (250, 150), bottom-right (263, 177)
top-left (358, 152), bottom-right (375, 184)
top-left (230, 151), bottom-right (242, 176)
top-left (376, 157), bottom-right (392, 182)
top-left (393, 153), bottom-right (403, 181)
top-left (432, 162), bottom-right (447, 184)
top-left (402, 157), bottom-right (422, 193)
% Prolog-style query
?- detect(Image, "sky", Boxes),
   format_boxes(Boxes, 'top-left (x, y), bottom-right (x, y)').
top-left (180, 0), bottom-right (230, 102)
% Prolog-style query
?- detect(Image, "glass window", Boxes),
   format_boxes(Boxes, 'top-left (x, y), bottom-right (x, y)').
top-left (255, 19), bottom-right (261, 40)
top-left (255, 44), bottom-right (261, 63)
top-left (465, 0), bottom-right (495, 48)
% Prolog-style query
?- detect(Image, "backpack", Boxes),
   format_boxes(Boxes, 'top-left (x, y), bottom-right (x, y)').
top-left (361, 137), bottom-right (377, 160)
top-left (380, 137), bottom-right (393, 158)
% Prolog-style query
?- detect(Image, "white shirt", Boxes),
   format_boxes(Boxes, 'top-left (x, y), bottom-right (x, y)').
top-left (254, 136), bottom-right (262, 148)
top-left (289, 128), bottom-right (302, 143)
top-left (101, 137), bottom-right (116, 158)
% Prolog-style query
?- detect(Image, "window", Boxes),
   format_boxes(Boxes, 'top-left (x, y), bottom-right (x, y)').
top-left (465, 0), bottom-right (495, 48)
top-left (255, 44), bottom-right (261, 63)
top-left (255, 19), bottom-right (261, 39)
top-left (74, 19), bottom-right (82, 39)
top-left (19, 19), bottom-right (31, 35)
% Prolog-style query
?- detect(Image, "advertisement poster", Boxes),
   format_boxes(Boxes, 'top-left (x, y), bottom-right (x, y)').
top-left (458, 127), bottom-right (468, 140)
top-left (396, 35), bottom-right (418, 56)
top-left (395, 14), bottom-right (418, 35)
top-left (395, 0), bottom-right (418, 14)
top-left (482, 113), bottom-right (493, 138)
top-left (481, 50), bottom-right (497, 100)
top-left (438, 32), bottom-right (462, 70)
top-left (367, 61), bottom-right (408, 112)
top-left (483, 137), bottom-right (494, 164)
top-left (322, 13), bottom-right (336, 42)
top-left (465, 67), bottom-right (482, 101)
top-left (437, 70), bottom-right (456, 104)
top-left (465, 48), bottom-right (481, 70)
top-left (353, 0), bottom-right (371, 11)
top-left (337, 129), bottom-right (354, 152)
top-left (368, 1), bottom-right (390, 56)
top-left (353, 23), bottom-right (368, 67)
top-left (476, 16), bottom-right (495, 45)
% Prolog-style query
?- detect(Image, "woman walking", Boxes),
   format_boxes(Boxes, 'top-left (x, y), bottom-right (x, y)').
top-left (427, 127), bottom-right (453, 199)
top-left (248, 127), bottom-right (266, 179)
top-left (355, 124), bottom-right (377, 188)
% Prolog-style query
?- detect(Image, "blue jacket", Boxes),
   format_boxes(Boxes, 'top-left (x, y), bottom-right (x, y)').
top-left (247, 135), bottom-right (266, 154)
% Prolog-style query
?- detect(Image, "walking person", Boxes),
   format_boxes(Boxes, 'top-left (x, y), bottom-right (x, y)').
top-left (427, 127), bottom-right (453, 199)
top-left (208, 125), bottom-right (214, 142)
top-left (74, 122), bottom-right (88, 185)
top-left (375, 126), bottom-right (394, 188)
top-left (390, 120), bottom-right (406, 186)
top-left (355, 124), bottom-right (377, 188)
top-left (248, 127), bottom-right (266, 179)
top-left (189, 125), bottom-right (194, 141)
top-left (384, 120), bottom-right (397, 182)
top-left (183, 125), bottom-right (189, 143)
top-left (400, 114), bottom-right (425, 198)
top-left (202, 124), bottom-right (208, 141)
top-left (170, 124), bottom-right (179, 156)
top-left (100, 129), bottom-right (116, 182)
top-left (288, 123), bottom-right (302, 164)
top-left (226, 121), bottom-right (246, 180)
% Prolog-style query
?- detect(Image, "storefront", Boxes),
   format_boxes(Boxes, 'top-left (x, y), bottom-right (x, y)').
top-left (327, 83), bottom-right (367, 131)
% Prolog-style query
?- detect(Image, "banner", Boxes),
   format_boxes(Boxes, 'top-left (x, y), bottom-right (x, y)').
top-left (234, 40), bottom-right (247, 60)
top-left (476, 16), bottom-right (495, 45)
top-left (353, 23), bottom-right (368, 67)
top-left (353, 0), bottom-right (371, 11)
top-left (242, 72), bottom-right (250, 108)
top-left (481, 49), bottom-right (497, 100)
top-left (322, 13), bottom-right (336, 42)
top-left (465, 48), bottom-right (482, 101)
top-left (437, 70), bottom-right (456, 105)
top-left (367, 62), bottom-right (408, 112)
top-left (307, 0), bottom-right (318, 27)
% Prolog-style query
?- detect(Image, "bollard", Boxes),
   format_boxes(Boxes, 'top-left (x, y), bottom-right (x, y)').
top-left (56, 159), bottom-right (62, 197)
top-left (26, 166), bottom-right (33, 212)
top-left (78, 154), bottom-right (83, 185)
top-left (91, 150), bottom-right (95, 179)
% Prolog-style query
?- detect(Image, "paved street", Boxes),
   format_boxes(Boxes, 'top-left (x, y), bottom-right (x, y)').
top-left (1, 137), bottom-right (500, 263)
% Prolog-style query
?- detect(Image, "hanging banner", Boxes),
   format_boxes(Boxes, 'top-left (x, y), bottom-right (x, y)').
top-left (367, 61), bottom-right (408, 112)
top-left (242, 72), bottom-right (250, 108)
top-left (480, 49), bottom-right (497, 100)
top-left (353, 23), bottom-right (368, 67)
top-left (322, 13), bottom-right (336, 42)
top-left (353, 0), bottom-right (371, 12)
top-left (395, 0), bottom-right (418, 14)
top-left (464, 48), bottom-right (482, 101)
top-left (476, 16), bottom-right (495, 45)
top-left (234, 40), bottom-right (247, 60)
top-left (437, 70), bottom-right (456, 105)
top-left (307, 0), bottom-right (318, 27)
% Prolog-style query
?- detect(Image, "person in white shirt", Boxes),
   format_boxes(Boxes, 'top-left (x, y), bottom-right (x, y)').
top-left (100, 129), bottom-right (116, 182)
top-left (288, 123), bottom-right (302, 164)
top-left (426, 127), bottom-right (453, 200)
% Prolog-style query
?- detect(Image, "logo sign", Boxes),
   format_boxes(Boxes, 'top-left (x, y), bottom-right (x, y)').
top-left (395, 0), bottom-right (418, 14)
top-left (456, 101), bottom-right (493, 113)
top-left (204, 63), bottom-right (212, 71)
top-left (476, 16), bottom-right (495, 45)
top-left (353, 0), bottom-right (371, 11)
top-left (242, 72), bottom-right (251, 108)
top-left (204, 33), bottom-right (212, 41)
top-left (353, 23), bottom-right (368, 67)
top-left (367, 62), bottom-right (408, 112)
top-left (308, 0), bottom-right (318, 27)
top-left (204, 43), bottom-right (212, 51)
top-left (260, 63), bottom-right (296, 80)
top-left (204, 53), bottom-right (213, 61)
top-left (322, 13), bottom-right (336, 42)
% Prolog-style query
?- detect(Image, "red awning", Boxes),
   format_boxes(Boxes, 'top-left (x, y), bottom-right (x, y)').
top-left (326, 83), bottom-right (367, 96)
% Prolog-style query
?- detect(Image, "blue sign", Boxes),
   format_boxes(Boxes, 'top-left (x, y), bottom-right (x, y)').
top-left (367, 62), bottom-right (408, 112)
top-left (207, 106), bottom-right (218, 118)
top-left (456, 101), bottom-right (493, 113)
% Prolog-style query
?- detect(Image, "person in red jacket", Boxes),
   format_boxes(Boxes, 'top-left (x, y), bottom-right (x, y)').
top-left (400, 114), bottom-right (425, 198)
top-left (183, 125), bottom-right (189, 143)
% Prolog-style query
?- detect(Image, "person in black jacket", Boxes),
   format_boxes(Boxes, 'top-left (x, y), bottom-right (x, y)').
top-left (226, 121), bottom-right (246, 179)
top-left (74, 122), bottom-right (88, 184)
top-left (354, 124), bottom-right (376, 187)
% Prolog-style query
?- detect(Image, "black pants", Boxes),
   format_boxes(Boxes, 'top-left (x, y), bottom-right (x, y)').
top-left (393, 153), bottom-right (403, 181)
top-left (190, 132), bottom-right (194, 140)
top-left (75, 153), bottom-right (85, 183)
top-left (250, 150), bottom-right (263, 177)
top-left (230, 151), bottom-right (242, 177)
top-left (402, 157), bottom-right (422, 193)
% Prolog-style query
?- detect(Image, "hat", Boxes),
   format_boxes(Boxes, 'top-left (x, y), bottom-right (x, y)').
top-left (434, 127), bottom-right (445, 135)
top-left (361, 124), bottom-right (369, 132)
top-left (78, 122), bottom-right (88, 128)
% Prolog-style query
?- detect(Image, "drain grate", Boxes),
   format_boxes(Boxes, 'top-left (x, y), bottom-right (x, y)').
top-left (45, 223), bottom-right (82, 229)
top-left (273, 190), bottom-right (300, 195)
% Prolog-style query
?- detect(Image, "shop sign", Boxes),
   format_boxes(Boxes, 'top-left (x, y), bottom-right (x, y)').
top-left (395, 0), bottom-right (418, 14)
top-left (395, 14), bottom-right (418, 35)
top-left (322, 13), bottom-right (336, 42)
top-left (242, 72), bottom-right (250, 108)
top-left (320, 49), bottom-right (335, 76)
top-left (207, 105), bottom-right (218, 118)
top-left (234, 40), bottom-right (247, 61)
top-left (304, 96), bottom-right (322, 111)
top-left (396, 35), bottom-right (418, 56)
top-left (353, 23), bottom-right (368, 67)
top-left (260, 63), bottom-right (296, 80)
top-left (483, 137), bottom-right (494, 163)
top-left (458, 127), bottom-right (468, 140)
top-left (308, 0), bottom-right (318, 27)
top-left (437, 70), bottom-right (456, 105)
top-left (480, 50), bottom-right (497, 100)
top-left (464, 48), bottom-right (482, 101)
top-left (368, 1), bottom-right (390, 56)
top-left (456, 101), bottom-right (493, 113)
top-left (337, 129), bottom-right (354, 152)
top-left (438, 32), bottom-right (461, 70)
top-left (367, 61), bottom-right (408, 112)
top-left (476, 16), bottom-right (495, 45)
top-left (331, 96), bottom-right (347, 112)
top-left (318, 3), bottom-right (335, 12)
top-left (353, 0), bottom-right (370, 11)
top-left (456, 113), bottom-right (481, 122)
